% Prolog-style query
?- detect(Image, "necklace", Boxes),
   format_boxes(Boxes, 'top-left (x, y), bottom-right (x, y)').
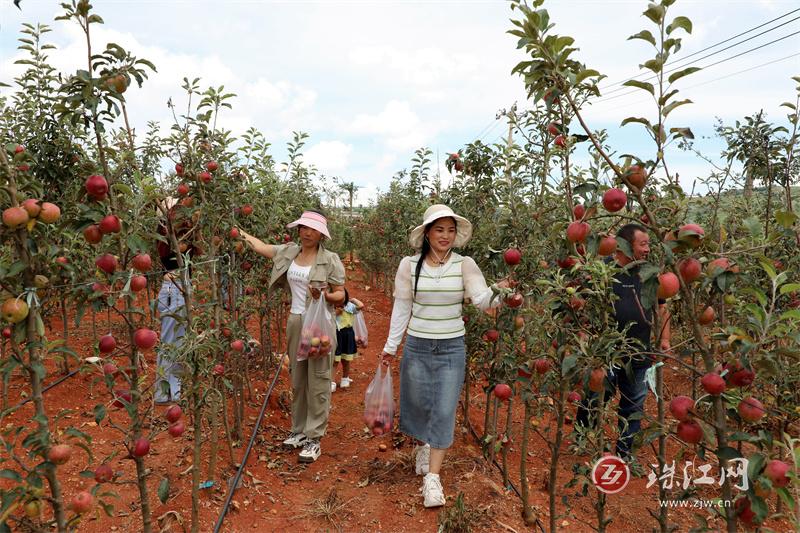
top-left (428, 247), bottom-right (451, 266)
top-left (423, 249), bottom-right (453, 284)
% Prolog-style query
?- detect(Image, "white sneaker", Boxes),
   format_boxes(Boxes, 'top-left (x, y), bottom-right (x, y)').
top-left (340, 377), bottom-right (352, 389)
top-left (413, 443), bottom-right (431, 475)
top-left (282, 432), bottom-right (308, 449)
top-left (331, 381), bottom-right (337, 393)
top-left (421, 473), bottom-right (445, 508)
top-left (298, 439), bottom-right (321, 463)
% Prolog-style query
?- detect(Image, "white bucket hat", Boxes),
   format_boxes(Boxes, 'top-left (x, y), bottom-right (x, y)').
top-left (286, 210), bottom-right (331, 240)
top-left (408, 204), bottom-right (473, 250)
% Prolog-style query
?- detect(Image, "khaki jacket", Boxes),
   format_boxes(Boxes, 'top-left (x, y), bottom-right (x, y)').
top-left (268, 243), bottom-right (346, 309)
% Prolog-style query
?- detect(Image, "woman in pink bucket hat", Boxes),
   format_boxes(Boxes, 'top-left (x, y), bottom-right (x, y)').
top-left (240, 209), bottom-right (345, 463)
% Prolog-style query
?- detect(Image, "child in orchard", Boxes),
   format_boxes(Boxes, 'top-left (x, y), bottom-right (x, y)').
top-left (331, 289), bottom-right (363, 392)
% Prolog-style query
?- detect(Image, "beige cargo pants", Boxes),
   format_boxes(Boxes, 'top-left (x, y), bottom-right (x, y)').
top-left (286, 313), bottom-right (334, 439)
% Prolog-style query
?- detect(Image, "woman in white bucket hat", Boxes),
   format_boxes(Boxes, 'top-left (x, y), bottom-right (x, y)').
top-left (381, 204), bottom-right (511, 508)
top-left (240, 209), bottom-right (346, 463)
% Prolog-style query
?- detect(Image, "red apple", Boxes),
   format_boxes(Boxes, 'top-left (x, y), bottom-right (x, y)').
top-left (566, 221), bottom-right (590, 243)
top-left (230, 227), bottom-right (240, 239)
top-left (534, 358), bottom-right (551, 374)
top-left (657, 272), bottom-right (680, 299)
top-left (588, 368), bottom-right (606, 392)
top-left (112, 389), bottom-right (132, 408)
top-left (503, 248), bottom-right (522, 266)
top-left (56, 256), bottom-right (69, 266)
top-left (168, 421), bottom-right (185, 438)
top-left (572, 204), bottom-right (586, 220)
top-left (175, 163), bottom-right (184, 176)
top-left (547, 122), bottom-right (560, 136)
top-left (95, 254), bottom-right (118, 274)
top-left (177, 183), bottom-right (190, 196)
top-left (676, 420), bottom-right (703, 444)
top-left (102, 362), bottom-right (118, 377)
top-left (2, 327), bottom-right (11, 339)
top-left (165, 405), bottom-right (182, 423)
top-left (669, 395), bottom-right (694, 421)
top-left (505, 294), bottom-right (524, 308)
top-left (707, 257), bottom-right (737, 275)
top-left (98, 334), bottom-right (116, 354)
top-left (2, 206), bottom-right (29, 228)
top-left (70, 491), bottom-right (94, 514)
top-left (130, 275), bottom-right (148, 292)
top-left (206, 160), bottom-right (218, 172)
top-left (47, 444), bottom-right (72, 465)
top-left (557, 256), bottom-right (578, 269)
top-left (678, 257), bottom-right (702, 283)
top-left (241, 204), bottom-right (253, 216)
top-left (213, 363), bottom-right (224, 376)
top-left (21, 198), bottom-right (41, 218)
top-left (133, 328), bottom-right (158, 350)
top-left (132, 253), bottom-right (152, 272)
top-left (85, 174), bottom-right (109, 200)
top-left (567, 391), bottom-right (582, 404)
top-left (726, 361), bottom-right (755, 387)
top-left (38, 202), bottom-right (60, 223)
top-left (764, 460), bottom-right (790, 488)
top-left (602, 188), bottom-right (627, 212)
top-left (485, 329), bottom-right (499, 342)
top-left (14, 144), bottom-right (24, 154)
top-left (98, 214), bottom-right (121, 234)
top-left (678, 224), bottom-right (704, 249)
top-left (554, 135), bottom-right (566, 148)
top-left (94, 464), bottom-right (113, 483)
top-left (626, 165), bottom-right (647, 189)
top-left (598, 235), bottom-right (617, 256)
top-left (700, 372), bottom-right (726, 395)
top-left (132, 437), bottom-right (150, 457)
top-left (738, 397), bottom-right (765, 422)
top-left (493, 383), bottom-right (512, 401)
top-left (231, 339), bottom-right (244, 352)
top-left (198, 171), bottom-right (212, 183)
top-left (698, 306), bottom-right (715, 326)
top-left (83, 224), bottom-right (103, 244)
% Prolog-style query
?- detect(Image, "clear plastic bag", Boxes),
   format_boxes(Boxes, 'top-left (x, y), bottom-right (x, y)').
top-left (296, 294), bottom-right (336, 362)
top-left (353, 310), bottom-right (368, 348)
top-left (363, 363), bottom-right (394, 436)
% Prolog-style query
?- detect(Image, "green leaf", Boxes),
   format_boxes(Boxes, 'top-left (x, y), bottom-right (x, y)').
top-left (667, 16), bottom-right (693, 34)
top-left (780, 309), bottom-right (800, 321)
top-left (727, 431), bottom-right (759, 443)
top-left (562, 354), bottom-right (578, 375)
top-left (667, 66), bottom-right (701, 84)
top-left (662, 98), bottom-right (692, 117)
top-left (642, 58), bottom-right (663, 74)
top-left (0, 470), bottom-right (21, 482)
top-left (643, 4), bottom-right (666, 24)
top-left (621, 116), bottom-right (653, 129)
top-left (714, 446), bottom-right (742, 461)
top-left (622, 79), bottom-right (654, 95)
top-left (669, 127), bottom-right (694, 139)
top-left (779, 283), bottom-right (800, 296)
top-left (743, 216), bottom-right (762, 238)
top-left (93, 404), bottom-right (106, 424)
top-left (775, 210), bottom-right (798, 229)
top-left (628, 30), bottom-right (656, 46)
top-left (575, 69), bottom-right (602, 85)
top-left (158, 477), bottom-right (170, 504)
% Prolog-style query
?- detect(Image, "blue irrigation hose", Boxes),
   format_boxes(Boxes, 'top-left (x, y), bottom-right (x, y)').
top-left (213, 353), bottom-right (286, 533)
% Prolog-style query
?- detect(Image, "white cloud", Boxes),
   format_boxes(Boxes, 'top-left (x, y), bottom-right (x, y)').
top-left (305, 141), bottom-right (353, 173)
top-left (348, 45), bottom-right (480, 86)
top-left (348, 100), bottom-right (439, 151)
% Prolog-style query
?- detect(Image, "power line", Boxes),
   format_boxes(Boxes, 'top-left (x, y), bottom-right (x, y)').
top-left (599, 7), bottom-right (800, 91)
top-left (592, 31), bottom-right (800, 105)
top-left (589, 51), bottom-right (800, 113)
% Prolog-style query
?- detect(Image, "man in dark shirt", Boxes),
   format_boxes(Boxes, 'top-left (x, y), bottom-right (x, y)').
top-left (576, 223), bottom-right (671, 462)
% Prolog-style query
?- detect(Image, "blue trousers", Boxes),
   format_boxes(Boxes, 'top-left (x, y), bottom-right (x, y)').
top-left (575, 359), bottom-right (650, 457)
top-left (155, 279), bottom-right (186, 403)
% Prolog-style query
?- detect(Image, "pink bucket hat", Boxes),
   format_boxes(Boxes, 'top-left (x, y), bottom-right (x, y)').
top-left (286, 210), bottom-right (331, 240)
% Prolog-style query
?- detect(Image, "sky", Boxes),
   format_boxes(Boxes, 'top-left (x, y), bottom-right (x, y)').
top-left (1, 0), bottom-right (798, 206)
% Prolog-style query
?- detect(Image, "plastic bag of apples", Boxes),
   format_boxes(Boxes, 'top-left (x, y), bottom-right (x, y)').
top-left (363, 363), bottom-right (394, 436)
top-left (296, 295), bottom-right (335, 361)
top-left (353, 309), bottom-right (368, 348)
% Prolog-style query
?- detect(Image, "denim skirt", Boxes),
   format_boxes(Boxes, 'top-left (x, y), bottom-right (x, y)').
top-left (399, 335), bottom-right (465, 449)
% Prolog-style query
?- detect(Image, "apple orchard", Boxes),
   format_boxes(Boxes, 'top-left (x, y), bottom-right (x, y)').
top-left (1, 1), bottom-right (799, 532)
